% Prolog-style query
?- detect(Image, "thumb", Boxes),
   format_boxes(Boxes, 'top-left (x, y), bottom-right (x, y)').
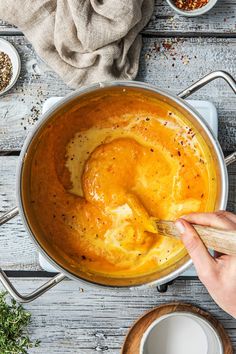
top-left (175, 218), bottom-right (216, 278)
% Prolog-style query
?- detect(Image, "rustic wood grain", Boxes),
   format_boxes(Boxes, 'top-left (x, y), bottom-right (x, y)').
top-left (0, 35), bottom-right (71, 152)
top-left (0, 36), bottom-right (235, 152)
top-left (0, 156), bottom-right (40, 270)
top-left (146, 0), bottom-right (236, 36)
top-left (0, 3), bottom-right (236, 354)
top-left (0, 278), bottom-right (235, 354)
top-left (0, 0), bottom-right (236, 36)
top-left (138, 37), bottom-right (236, 152)
top-left (0, 156), bottom-right (236, 271)
top-left (0, 20), bottom-right (18, 35)
top-left (122, 303), bottom-right (233, 354)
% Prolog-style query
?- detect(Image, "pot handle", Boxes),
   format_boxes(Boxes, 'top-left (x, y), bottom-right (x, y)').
top-left (178, 70), bottom-right (236, 99)
top-left (178, 70), bottom-right (236, 167)
top-left (225, 152), bottom-right (236, 166)
top-left (0, 207), bottom-right (66, 303)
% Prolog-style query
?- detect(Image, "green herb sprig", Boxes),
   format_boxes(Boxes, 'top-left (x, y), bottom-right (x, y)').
top-left (0, 292), bottom-right (40, 353)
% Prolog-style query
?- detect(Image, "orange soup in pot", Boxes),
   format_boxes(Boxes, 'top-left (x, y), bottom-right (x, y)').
top-left (29, 87), bottom-right (217, 278)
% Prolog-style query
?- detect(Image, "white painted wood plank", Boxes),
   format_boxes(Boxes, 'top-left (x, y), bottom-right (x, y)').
top-left (0, 156), bottom-right (236, 271)
top-left (0, 35), bottom-right (72, 151)
top-left (0, 0), bottom-right (235, 35)
top-left (0, 36), bottom-right (235, 152)
top-left (146, 0), bottom-right (236, 35)
top-left (138, 37), bottom-right (236, 152)
top-left (0, 20), bottom-right (16, 29)
top-left (0, 278), bottom-right (235, 353)
top-left (0, 156), bottom-right (40, 270)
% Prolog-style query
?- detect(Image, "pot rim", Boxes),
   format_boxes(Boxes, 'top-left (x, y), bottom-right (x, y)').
top-left (16, 80), bottom-right (228, 289)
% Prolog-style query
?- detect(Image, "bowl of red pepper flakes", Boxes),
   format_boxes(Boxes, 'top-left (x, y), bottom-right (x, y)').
top-left (166, 0), bottom-right (218, 16)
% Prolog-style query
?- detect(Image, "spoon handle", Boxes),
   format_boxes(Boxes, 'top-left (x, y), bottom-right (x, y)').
top-left (156, 220), bottom-right (236, 256)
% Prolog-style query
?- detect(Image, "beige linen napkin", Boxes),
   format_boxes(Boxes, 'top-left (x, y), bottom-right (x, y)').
top-left (0, 0), bottom-right (154, 88)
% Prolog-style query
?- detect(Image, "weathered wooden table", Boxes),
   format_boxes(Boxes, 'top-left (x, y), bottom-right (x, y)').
top-left (0, 2), bottom-right (236, 353)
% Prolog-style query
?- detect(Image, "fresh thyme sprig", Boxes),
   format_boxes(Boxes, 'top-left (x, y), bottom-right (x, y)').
top-left (0, 292), bottom-right (40, 353)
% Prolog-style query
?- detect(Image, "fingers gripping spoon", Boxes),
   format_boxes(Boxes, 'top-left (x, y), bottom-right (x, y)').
top-left (154, 219), bottom-right (236, 256)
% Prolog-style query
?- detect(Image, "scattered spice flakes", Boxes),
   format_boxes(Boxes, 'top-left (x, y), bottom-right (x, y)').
top-left (144, 38), bottom-right (191, 65)
top-left (20, 86), bottom-right (45, 130)
top-left (162, 41), bottom-right (173, 51)
top-left (153, 42), bottom-right (160, 52)
top-left (182, 55), bottom-right (190, 65)
top-left (144, 53), bottom-right (151, 60)
top-left (186, 127), bottom-right (196, 138)
top-left (30, 105), bottom-right (40, 121)
top-left (0, 51), bottom-right (12, 92)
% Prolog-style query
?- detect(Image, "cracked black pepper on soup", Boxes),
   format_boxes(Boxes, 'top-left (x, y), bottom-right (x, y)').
top-left (0, 51), bottom-right (12, 92)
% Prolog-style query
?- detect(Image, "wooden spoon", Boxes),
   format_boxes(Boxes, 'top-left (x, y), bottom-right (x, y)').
top-left (154, 220), bottom-right (236, 256)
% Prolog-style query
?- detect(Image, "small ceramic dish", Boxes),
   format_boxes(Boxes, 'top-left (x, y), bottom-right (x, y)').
top-left (0, 38), bottom-right (21, 96)
top-left (166, 0), bottom-right (218, 17)
top-left (140, 312), bottom-right (223, 354)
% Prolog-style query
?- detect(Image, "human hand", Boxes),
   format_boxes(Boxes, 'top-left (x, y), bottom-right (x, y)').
top-left (175, 211), bottom-right (236, 318)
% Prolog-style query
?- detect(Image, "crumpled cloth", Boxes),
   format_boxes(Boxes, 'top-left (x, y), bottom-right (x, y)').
top-left (0, 0), bottom-right (154, 88)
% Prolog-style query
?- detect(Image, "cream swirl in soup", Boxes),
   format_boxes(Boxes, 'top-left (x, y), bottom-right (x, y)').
top-left (30, 88), bottom-right (217, 278)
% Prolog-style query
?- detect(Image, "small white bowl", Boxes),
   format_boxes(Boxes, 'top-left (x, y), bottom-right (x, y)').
top-left (140, 312), bottom-right (223, 354)
top-left (0, 38), bottom-right (21, 96)
top-left (166, 0), bottom-right (218, 16)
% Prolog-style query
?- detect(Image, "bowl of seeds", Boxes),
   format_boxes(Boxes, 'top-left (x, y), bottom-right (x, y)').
top-left (0, 38), bottom-right (21, 95)
top-left (166, 0), bottom-right (218, 16)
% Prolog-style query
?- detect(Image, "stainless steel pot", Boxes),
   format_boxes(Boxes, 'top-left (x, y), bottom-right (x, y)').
top-left (1, 71), bottom-right (236, 303)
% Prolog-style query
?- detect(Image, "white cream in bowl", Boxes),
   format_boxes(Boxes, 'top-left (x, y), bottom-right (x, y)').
top-left (140, 312), bottom-right (223, 354)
